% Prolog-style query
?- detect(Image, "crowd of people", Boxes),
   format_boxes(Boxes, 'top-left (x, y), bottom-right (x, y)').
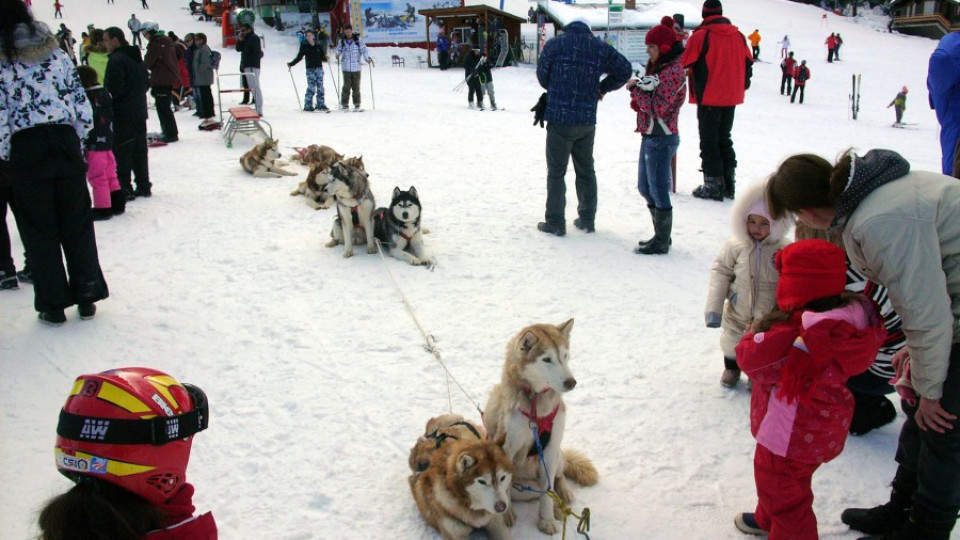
top-left (4, 0), bottom-right (960, 538)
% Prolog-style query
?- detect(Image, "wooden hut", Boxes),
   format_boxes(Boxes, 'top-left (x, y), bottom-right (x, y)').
top-left (418, 5), bottom-right (525, 67)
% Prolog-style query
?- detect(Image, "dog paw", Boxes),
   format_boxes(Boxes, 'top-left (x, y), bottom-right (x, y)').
top-left (503, 508), bottom-right (516, 527)
top-left (537, 517), bottom-right (559, 535)
top-left (343, 250), bottom-right (354, 258)
top-left (367, 246), bottom-right (377, 254)
top-left (324, 239), bottom-right (338, 248)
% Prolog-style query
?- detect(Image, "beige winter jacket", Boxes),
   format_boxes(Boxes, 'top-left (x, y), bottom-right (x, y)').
top-left (705, 183), bottom-right (792, 359)
top-left (842, 170), bottom-right (960, 400)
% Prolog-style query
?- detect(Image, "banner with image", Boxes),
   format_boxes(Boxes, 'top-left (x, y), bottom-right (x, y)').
top-left (358, 0), bottom-right (442, 44)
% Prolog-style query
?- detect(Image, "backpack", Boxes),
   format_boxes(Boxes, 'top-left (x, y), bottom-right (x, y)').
top-left (209, 50), bottom-right (221, 70)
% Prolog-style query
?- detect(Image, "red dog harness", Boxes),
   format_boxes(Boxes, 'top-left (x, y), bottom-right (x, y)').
top-left (520, 387), bottom-right (560, 456)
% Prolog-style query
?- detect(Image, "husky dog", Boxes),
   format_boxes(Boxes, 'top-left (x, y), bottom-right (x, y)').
top-left (322, 161), bottom-right (376, 257)
top-left (292, 144), bottom-right (343, 168)
top-left (374, 186), bottom-right (435, 266)
top-left (483, 319), bottom-right (599, 535)
top-left (290, 156), bottom-right (365, 209)
top-left (240, 140), bottom-right (298, 178)
top-left (289, 163), bottom-right (334, 209)
top-left (409, 414), bottom-right (485, 474)
top-left (410, 436), bottom-right (514, 540)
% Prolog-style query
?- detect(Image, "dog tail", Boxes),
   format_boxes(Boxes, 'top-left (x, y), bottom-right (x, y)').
top-left (562, 449), bottom-right (598, 486)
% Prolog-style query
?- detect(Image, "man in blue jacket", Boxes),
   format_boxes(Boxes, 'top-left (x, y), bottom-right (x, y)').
top-left (535, 18), bottom-right (631, 236)
top-left (927, 31), bottom-right (960, 177)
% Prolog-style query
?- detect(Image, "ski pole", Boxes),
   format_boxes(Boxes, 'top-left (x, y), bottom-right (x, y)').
top-left (368, 61), bottom-right (375, 110)
top-left (288, 67), bottom-right (302, 112)
top-left (325, 62), bottom-right (340, 103)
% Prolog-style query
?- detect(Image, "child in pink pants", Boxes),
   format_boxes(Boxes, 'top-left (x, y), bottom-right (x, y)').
top-left (77, 65), bottom-right (123, 220)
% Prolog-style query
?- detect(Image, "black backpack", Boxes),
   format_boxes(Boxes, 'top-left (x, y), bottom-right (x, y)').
top-left (209, 50), bottom-right (221, 70)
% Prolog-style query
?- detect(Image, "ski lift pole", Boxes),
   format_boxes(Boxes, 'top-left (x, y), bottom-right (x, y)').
top-left (288, 67), bottom-right (302, 112)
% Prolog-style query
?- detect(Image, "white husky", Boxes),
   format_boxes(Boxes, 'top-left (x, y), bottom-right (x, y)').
top-left (483, 319), bottom-right (598, 535)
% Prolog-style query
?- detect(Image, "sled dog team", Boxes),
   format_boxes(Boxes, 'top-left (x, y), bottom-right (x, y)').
top-left (410, 319), bottom-right (599, 539)
top-left (240, 140), bottom-right (435, 265)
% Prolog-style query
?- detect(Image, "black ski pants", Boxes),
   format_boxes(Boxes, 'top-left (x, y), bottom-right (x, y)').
top-left (696, 105), bottom-right (737, 178)
top-left (7, 125), bottom-right (108, 313)
top-left (0, 162), bottom-right (19, 274)
top-left (114, 120), bottom-right (150, 194)
top-left (791, 84), bottom-right (806, 104)
top-left (895, 343), bottom-right (960, 525)
top-left (780, 73), bottom-right (793, 95)
top-left (151, 85), bottom-right (178, 138)
top-left (467, 77), bottom-right (483, 105)
top-left (545, 123), bottom-right (597, 227)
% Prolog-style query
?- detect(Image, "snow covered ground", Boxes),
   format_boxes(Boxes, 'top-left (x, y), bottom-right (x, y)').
top-left (1, 0), bottom-right (950, 538)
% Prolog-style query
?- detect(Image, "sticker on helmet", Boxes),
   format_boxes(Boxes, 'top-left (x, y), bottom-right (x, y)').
top-left (55, 449), bottom-right (108, 475)
top-left (152, 393), bottom-right (175, 416)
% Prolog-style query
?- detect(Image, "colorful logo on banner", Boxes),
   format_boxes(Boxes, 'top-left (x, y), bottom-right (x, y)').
top-left (357, 0), bottom-right (443, 44)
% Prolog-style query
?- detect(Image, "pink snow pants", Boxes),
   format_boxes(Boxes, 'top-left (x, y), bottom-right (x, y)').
top-left (85, 150), bottom-right (121, 208)
top-left (753, 444), bottom-right (821, 540)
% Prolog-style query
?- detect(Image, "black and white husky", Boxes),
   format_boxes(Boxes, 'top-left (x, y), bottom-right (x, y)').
top-left (374, 187), bottom-right (435, 266)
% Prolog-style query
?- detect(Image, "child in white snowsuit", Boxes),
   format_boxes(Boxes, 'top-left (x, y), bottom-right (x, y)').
top-left (705, 182), bottom-right (792, 387)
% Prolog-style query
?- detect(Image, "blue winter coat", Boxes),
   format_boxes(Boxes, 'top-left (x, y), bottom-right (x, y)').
top-left (927, 31), bottom-right (960, 175)
top-left (536, 22), bottom-right (632, 126)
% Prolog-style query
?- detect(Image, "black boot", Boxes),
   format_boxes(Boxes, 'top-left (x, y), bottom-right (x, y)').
top-left (861, 505), bottom-right (959, 540)
top-left (110, 189), bottom-right (126, 215)
top-left (723, 168), bottom-right (736, 200)
top-left (842, 467), bottom-right (915, 534)
top-left (635, 208), bottom-right (671, 254)
top-left (91, 208), bottom-right (113, 221)
top-left (692, 176), bottom-right (724, 201)
top-left (849, 390), bottom-right (897, 435)
top-left (637, 205), bottom-right (656, 248)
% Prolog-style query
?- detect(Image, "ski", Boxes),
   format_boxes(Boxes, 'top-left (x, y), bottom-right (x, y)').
top-left (851, 73), bottom-right (861, 120)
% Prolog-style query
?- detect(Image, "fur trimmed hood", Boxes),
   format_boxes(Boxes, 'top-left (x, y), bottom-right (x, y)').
top-left (729, 182), bottom-right (790, 245)
top-left (0, 22), bottom-right (59, 64)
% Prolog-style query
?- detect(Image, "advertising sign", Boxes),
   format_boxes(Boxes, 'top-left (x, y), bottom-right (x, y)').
top-left (358, 0), bottom-right (442, 44)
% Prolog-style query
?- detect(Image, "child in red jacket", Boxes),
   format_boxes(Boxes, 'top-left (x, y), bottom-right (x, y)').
top-left (733, 239), bottom-right (885, 539)
top-left (38, 367), bottom-right (217, 540)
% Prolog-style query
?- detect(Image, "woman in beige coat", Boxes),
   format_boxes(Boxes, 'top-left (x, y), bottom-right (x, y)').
top-left (704, 182), bottom-right (792, 387)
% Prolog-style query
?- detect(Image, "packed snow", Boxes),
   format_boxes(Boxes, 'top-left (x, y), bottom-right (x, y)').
top-left (1, 0), bottom-right (950, 538)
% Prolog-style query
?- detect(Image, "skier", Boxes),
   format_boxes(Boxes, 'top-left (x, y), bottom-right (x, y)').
top-left (826, 33), bottom-right (837, 63)
top-left (463, 45), bottom-right (485, 109)
top-left (791, 60), bottom-right (810, 104)
top-left (777, 34), bottom-right (790, 59)
top-left (288, 29), bottom-right (329, 112)
top-left (747, 29), bottom-right (761, 60)
top-left (888, 86), bottom-right (908, 126)
top-left (780, 52), bottom-right (796, 96)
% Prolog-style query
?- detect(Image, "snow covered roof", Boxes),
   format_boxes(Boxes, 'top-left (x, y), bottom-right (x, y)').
top-left (537, 0), bottom-right (702, 30)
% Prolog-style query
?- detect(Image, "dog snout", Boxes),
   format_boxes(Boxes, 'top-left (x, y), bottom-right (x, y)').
top-left (494, 501), bottom-right (507, 513)
top-left (563, 378), bottom-right (577, 391)
top-left (401, 211), bottom-right (409, 219)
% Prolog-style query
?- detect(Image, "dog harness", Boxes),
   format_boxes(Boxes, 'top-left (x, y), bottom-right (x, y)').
top-left (416, 421), bottom-right (484, 471)
top-left (520, 388), bottom-right (560, 456)
top-left (373, 208), bottom-right (414, 243)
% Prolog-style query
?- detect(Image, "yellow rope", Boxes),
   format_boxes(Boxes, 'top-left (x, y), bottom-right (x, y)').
top-left (546, 490), bottom-right (591, 540)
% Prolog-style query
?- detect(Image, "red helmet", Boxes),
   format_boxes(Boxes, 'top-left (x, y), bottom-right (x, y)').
top-left (54, 367), bottom-right (209, 506)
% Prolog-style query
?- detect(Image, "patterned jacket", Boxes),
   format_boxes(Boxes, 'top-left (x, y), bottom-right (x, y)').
top-left (0, 23), bottom-right (93, 161)
top-left (536, 22), bottom-right (632, 126)
top-left (337, 35), bottom-right (370, 73)
top-left (630, 47), bottom-right (686, 136)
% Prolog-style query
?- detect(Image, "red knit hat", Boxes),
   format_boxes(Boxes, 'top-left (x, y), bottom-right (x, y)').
top-left (645, 16), bottom-right (678, 55)
top-left (775, 239), bottom-right (847, 311)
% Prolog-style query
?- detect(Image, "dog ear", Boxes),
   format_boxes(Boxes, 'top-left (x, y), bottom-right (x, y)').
top-left (456, 451), bottom-right (477, 474)
top-left (557, 318), bottom-right (574, 338)
top-left (518, 330), bottom-right (540, 353)
top-left (408, 186), bottom-right (418, 199)
top-left (393, 186), bottom-right (401, 198)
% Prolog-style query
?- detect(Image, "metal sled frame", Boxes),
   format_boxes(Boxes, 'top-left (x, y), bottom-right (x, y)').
top-left (221, 106), bottom-right (272, 148)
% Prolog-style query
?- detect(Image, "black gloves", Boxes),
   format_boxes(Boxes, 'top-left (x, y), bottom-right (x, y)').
top-left (531, 92), bottom-right (547, 128)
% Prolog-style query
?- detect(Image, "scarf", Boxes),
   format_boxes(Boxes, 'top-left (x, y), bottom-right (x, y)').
top-left (832, 149), bottom-right (910, 227)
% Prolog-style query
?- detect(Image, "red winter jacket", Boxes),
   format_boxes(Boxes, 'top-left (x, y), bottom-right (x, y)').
top-left (780, 57), bottom-right (796, 76)
top-left (825, 35), bottom-right (837, 50)
top-left (681, 16), bottom-right (753, 106)
top-left (142, 484), bottom-right (218, 540)
top-left (736, 299), bottom-right (884, 464)
top-left (630, 51), bottom-right (686, 135)
top-left (794, 65), bottom-right (811, 87)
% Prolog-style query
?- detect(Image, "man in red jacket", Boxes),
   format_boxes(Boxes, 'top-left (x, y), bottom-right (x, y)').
top-left (682, 0), bottom-right (753, 201)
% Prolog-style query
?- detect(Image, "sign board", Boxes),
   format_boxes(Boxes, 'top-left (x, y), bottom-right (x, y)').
top-left (357, 0), bottom-right (444, 44)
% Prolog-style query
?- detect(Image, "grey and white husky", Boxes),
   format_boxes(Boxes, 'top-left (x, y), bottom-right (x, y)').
top-left (322, 161), bottom-right (376, 258)
top-left (373, 186), bottom-right (435, 266)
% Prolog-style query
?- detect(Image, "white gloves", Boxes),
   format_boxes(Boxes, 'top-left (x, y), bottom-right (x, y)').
top-left (637, 75), bottom-right (660, 92)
